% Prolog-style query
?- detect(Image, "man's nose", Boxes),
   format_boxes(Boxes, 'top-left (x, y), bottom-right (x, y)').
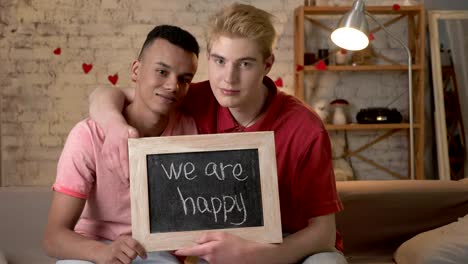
top-left (164, 75), bottom-right (179, 92)
top-left (224, 64), bottom-right (239, 84)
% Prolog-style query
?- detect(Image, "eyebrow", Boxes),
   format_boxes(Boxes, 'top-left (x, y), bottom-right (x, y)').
top-left (155, 62), bottom-right (171, 69)
top-left (155, 61), bottom-right (194, 78)
top-left (210, 53), bottom-right (258, 62)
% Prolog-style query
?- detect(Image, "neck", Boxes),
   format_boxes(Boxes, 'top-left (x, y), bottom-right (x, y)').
top-left (124, 100), bottom-right (169, 137)
top-left (230, 84), bottom-right (269, 127)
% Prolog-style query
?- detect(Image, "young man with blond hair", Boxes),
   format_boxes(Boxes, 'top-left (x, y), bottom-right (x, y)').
top-left (90, 4), bottom-right (347, 264)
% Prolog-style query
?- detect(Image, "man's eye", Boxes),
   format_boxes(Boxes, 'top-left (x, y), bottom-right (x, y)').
top-left (156, 70), bottom-right (168, 76)
top-left (239, 61), bottom-right (252, 68)
top-left (214, 58), bottom-right (225, 65)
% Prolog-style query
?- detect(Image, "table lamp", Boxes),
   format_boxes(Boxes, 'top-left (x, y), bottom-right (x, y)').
top-left (330, 0), bottom-right (415, 179)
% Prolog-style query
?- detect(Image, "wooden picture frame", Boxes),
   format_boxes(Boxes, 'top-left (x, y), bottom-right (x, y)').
top-left (128, 131), bottom-right (282, 251)
top-left (428, 10), bottom-right (468, 180)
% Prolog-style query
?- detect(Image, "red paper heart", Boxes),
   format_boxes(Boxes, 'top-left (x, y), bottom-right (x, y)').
top-left (296, 65), bottom-right (304, 72)
top-left (340, 48), bottom-right (347, 54)
top-left (392, 4), bottom-right (401, 11)
top-left (82, 63), bottom-right (93, 74)
top-left (108, 74), bottom-right (118, 85)
top-left (53, 48), bottom-right (61, 55)
top-left (274, 77), bottom-right (284, 88)
top-left (369, 33), bottom-right (375, 41)
top-left (315, 60), bottom-right (327, 70)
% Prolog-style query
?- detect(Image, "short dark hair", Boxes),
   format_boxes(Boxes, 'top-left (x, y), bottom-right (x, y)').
top-left (138, 25), bottom-right (200, 60)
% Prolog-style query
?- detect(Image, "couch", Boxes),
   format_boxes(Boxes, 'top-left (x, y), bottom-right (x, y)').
top-left (1, 180), bottom-right (468, 264)
top-left (336, 179), bottom-right (468, 263)
top-left (0, 187), bottom-right (54, 264)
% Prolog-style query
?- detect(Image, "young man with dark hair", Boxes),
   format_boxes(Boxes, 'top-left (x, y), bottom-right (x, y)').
top-left (43, 25), bottom-right (200, 263)
top-left (89, 4), bottom-right (347, 264)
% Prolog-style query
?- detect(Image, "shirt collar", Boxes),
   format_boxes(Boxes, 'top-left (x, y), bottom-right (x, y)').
top-left (217, 76), bottom-right (279, 133)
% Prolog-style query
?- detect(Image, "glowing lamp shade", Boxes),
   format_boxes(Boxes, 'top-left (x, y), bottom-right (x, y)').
top-left (331, 0), bottom-right (370, 51)
top-left (331, 27), bottom-right (369, 51)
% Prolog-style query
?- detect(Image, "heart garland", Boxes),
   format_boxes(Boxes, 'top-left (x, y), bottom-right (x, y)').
top-left (315, 60), bottom-right (327, 70)
top-left (108, 74), bottom-right (119, 85)
top-left (51, 4), bottom-right (406, 88)
top-left (82, 63), bottom-right (93, 74)
top-left (53, 48), bottom-right (119, 85)
top-left (274, 77), bottom-right (283, 88)
top-left (57, 49), bottom-right (299, 87)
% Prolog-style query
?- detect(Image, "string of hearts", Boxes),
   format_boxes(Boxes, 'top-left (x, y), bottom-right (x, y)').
top-left (53, 47), bottom-right (283, 88)
top-left (51, 4), bottom-right (405, 88)
top-left (53, 47), bottom-right (119, 85)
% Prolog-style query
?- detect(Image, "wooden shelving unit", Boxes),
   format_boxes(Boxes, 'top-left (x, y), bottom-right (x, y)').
top-left (294, 5), bottom-right (426, 179)
top-left (303, 65), bottom-right (422, 71)
top-left (325, 123), bottom-right (420, 131)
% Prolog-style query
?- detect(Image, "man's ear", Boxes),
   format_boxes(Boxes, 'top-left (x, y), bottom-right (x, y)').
top-left (131, 60), bottom-right (140, 83)
top-left (264, 54), bottom-right (275, 75)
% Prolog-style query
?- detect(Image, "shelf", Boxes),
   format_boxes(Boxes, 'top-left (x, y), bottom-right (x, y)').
top-left (303, 64), bottom-right (422, 72)
top-left (302, 5), bottom-right (424, 15)
top-left (325, 123), bottom-right (421, 131)
top-left (294, 4), bottom-right (426, 179)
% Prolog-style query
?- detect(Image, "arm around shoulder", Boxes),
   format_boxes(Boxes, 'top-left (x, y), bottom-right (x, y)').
top-left (89, 86), bottom-right (136, 131)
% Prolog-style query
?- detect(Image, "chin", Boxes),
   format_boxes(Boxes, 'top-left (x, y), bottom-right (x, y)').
top-left (150, 105), bottom-right (173, 116)
top-left (213, 93), bottom-right (239, 108)
top-left (217, 98), bottom-right (239, 108)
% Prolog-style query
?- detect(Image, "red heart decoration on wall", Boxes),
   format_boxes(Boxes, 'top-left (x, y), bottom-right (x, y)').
top-left (82, 63), bottom-right (93, 74)
top-left (392, 4), bottom-right (401, 11)
top-left (108, 74), bottom-right (118, 85)
top-left (315, 60), bottom-right (327, 70)
top-left (53, 48), bottom-right (61, 55)
top-left (274, 77), bottom-right (284, 88)
top-left (369, 33), bottom-right (375, 41)
top-left (296, 65), bottom-right (304, 72)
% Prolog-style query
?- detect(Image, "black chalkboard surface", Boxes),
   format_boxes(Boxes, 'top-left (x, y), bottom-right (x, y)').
top-left (129, 132), bottom-right (282, 251)
top-left (147, 149), bottom-right (263, 233)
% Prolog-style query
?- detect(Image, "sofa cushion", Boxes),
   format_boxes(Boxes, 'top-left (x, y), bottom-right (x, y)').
top-left (394, 213), bottom-right (468, 264)
top-left (336, 180), bottom-right (468, 258)
top-left (0, 250), bottom-right (7, 264)
top-left (0, 187), bottom-right (55, 264)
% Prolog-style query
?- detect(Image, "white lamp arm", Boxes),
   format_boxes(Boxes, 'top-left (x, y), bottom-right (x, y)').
top-left (365, 11), bottom-right (415, 180)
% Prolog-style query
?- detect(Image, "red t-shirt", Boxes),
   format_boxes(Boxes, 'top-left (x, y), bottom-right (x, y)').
top-left (181, 77), bottom-right (344, 251)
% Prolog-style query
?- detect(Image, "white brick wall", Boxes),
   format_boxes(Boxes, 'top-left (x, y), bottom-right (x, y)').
top-left (1, 0), bottom-right (421, 186)
top-left (0, 0), bottom-right (303, 186)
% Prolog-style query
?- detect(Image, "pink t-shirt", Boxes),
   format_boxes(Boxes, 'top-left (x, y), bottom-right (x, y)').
top-left (53, 111), bottom-right (197, 241)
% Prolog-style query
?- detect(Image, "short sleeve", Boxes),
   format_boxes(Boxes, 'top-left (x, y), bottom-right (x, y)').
top-left (53, 121), bottom-right (96, 199)
top-left (295, 130), bottom-right (343, 220)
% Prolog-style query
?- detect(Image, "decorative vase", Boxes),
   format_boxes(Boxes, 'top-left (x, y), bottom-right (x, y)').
top-left (335, 49), bottom-right (347, 65)
top-left (333, 106), bottom-right (347, 125)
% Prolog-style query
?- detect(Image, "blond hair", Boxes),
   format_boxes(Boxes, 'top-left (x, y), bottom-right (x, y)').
top-left (206, 3), bottom-right (277, 59)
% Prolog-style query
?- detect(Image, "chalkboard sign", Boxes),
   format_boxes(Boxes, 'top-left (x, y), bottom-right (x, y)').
top-left (147, 149), bottom-right (263, 233)
top-left (128, 132), bottom-right (282, 251)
